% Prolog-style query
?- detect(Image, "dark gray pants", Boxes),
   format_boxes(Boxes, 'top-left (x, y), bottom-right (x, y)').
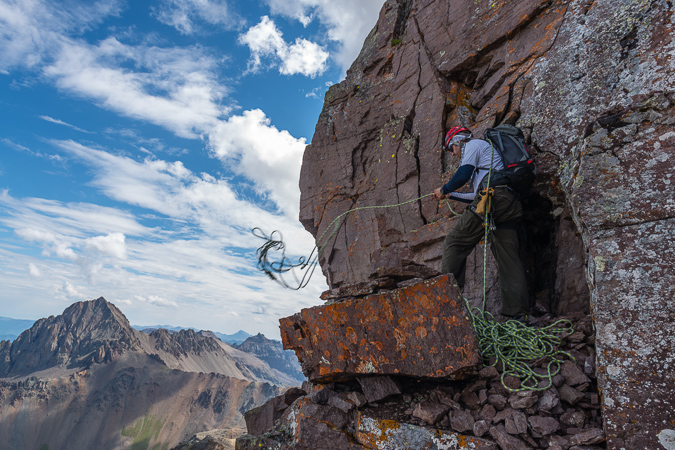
top-left (441, 188), bottom-right (529, 316)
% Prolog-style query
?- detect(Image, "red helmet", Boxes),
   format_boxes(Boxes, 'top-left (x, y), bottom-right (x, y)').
top-left (444, 126), bottom-right (471, 150)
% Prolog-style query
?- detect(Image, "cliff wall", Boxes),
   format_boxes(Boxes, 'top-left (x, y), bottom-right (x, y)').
top-left (298, 0), bottom-right (675, 448)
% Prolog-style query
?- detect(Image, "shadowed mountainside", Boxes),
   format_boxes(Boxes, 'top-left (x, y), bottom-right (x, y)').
top-left (0, 297), bottom-right (295, 450)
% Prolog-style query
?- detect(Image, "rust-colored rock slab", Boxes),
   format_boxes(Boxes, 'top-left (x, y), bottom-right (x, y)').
top-left (280, 275), bottom-right (481, 382)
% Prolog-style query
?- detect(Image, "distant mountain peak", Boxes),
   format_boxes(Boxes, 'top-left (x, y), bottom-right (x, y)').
top-left (61, 297), bottom-right (131, 328)
top-left (0, 297), bottom-right (142, 378)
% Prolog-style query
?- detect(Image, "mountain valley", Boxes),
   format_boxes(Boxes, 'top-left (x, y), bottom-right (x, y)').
top-left (0, 297), bottom-right (301, 450)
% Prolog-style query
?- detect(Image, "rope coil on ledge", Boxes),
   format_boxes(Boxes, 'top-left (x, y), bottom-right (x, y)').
top-left (466, 306), bottom-right (575, 392)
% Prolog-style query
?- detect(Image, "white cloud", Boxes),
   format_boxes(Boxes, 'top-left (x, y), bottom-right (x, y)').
top-left (58, 280), bottom-right (86, 301)
top-left (28, 263), bottom-right (42, 277)
top-left (53, 140), bottom-right (307, 237)
top-left (1, 189), bottom-right (149, 282)
top-left (239, 16), bottom-right (328, 77)
top-left (3, 138), bottom-right (64, 162)
top-left (1, 190), bottom-right (150, 238)
top-left (44, 38), bottom-right (228, 139)
top-left (0, 0), bottom-right (122, 71)
top-left (152, 0), bottom-right (242, 34)
top-left (15, 227), bottom-right (77, 260)
top-left (40, 115), bottom-right (91, 133)
top-left (263, 0), bottom-right (385, 71)
top-left (2, 1), bottom-right (310, 217)
top-left (209, 109), bottom-right (305, 219)
top-left (85, 233), bottom-right (127, 259)
top-left (135, 294), bottom-right (178, 308)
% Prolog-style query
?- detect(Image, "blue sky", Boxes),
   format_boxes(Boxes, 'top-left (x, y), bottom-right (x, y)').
top-left (0, 0), bottom-right (385, 339)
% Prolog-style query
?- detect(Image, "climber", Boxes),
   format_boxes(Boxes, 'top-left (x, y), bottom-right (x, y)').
top-left (434, 126), bottom-right (530, 323)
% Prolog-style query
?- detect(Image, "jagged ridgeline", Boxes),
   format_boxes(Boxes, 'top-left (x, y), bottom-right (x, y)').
top-left (240, 0), bottom-right (675, 449)
top-left (0, 298), bottom-right (302, 450)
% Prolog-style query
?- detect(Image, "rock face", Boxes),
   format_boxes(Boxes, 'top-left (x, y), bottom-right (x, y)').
top-left (280, 274), bottom-right (481, 382)
top-left (297, 0), bottom-right (675, 448)
top-left (0, 298), bottom-right (292, 450)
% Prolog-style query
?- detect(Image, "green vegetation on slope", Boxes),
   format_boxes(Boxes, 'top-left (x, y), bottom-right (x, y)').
top-left (121, 411), bottom-right (166, 450)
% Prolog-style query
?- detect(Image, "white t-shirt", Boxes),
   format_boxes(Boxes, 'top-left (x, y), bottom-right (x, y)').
top-left (449, 139), bottom-right (504, 201)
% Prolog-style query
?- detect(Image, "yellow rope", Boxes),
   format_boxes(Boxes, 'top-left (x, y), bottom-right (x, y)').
top-left (253, 193), bottom-right (458, 289)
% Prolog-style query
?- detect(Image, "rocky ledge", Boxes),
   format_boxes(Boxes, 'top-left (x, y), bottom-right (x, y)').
top-left (236, 313), bottom-right (601, 450)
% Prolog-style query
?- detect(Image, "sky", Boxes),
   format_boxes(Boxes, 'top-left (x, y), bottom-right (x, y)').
top-left (0, 0), bottom-right (385, 339)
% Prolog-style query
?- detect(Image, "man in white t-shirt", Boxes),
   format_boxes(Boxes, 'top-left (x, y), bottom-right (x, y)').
top-left (433, 126), bottom-right (529, 322)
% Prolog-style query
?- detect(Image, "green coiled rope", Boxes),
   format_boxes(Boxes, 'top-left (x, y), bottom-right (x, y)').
top-left (464, 141), bottom-right (575, 392)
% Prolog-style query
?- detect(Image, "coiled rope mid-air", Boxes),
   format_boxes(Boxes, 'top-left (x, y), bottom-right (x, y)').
top-left (252, 148), bottom-right (574, 391)
top-left (253, 193), bottom-right (459, 290)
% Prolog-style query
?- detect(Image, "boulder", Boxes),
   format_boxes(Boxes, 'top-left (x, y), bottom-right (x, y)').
top-left (412, 401), bottom-right (449, 425)
top-left (238, 397), bottom-right (362, 450)
top-left (528, 416), bottom-right (561, 436)
top-left (280, 275), bottom-right (481, 382)
top-left (489, 425), bottom-right (532, 450)
top-left (569, 428), bottom-right (606, 446)
top-left (244, 388), bottom-right (307, 436)
top-left (358, 376), bottom-right (401, 404)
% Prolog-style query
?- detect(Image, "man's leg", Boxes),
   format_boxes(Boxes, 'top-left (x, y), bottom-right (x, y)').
top-left (491, 228), bottom-right (529, 316)
top-left (487, 188), bottom-right (529, 316)
top-left (442, 209), bottom-right (485, 290)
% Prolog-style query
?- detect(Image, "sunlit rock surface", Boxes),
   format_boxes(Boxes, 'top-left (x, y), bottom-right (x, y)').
top-left (280, 275), bottom-right (481, 382)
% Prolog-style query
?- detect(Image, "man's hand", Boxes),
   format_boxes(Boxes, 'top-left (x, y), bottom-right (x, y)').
top-left (433, 187), bottom-right (446, 201)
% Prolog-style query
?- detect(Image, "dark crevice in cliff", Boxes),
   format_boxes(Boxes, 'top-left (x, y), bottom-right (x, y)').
top-left (412, 136), bottom-right (426, 225)
top-left (597, 214), bottom-right (675, 230)
top-left (580, 0), bottom-right (597, 15)
top-left (393, 0), bottom-right (413, 41)
top-left (619, 26), bottom-right (639, 60)
top-left (351, 133), bottom-right (380, 186)
top-left (496, 73), bottom-right (519, 125)
top-left (535, 147), bottom-right (563, 161)
top-left (520, 194), bottom-right (561, 314)
top-left (546, 1), bottom-right (571, 56)
top-left (411, 41), bottom-right (428, 226)
top-left (412, 15), bottom-right (448, 87)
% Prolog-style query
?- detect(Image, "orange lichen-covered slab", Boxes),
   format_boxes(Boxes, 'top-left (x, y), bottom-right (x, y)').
top-left (279, 274), bottom-right (481, 382)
